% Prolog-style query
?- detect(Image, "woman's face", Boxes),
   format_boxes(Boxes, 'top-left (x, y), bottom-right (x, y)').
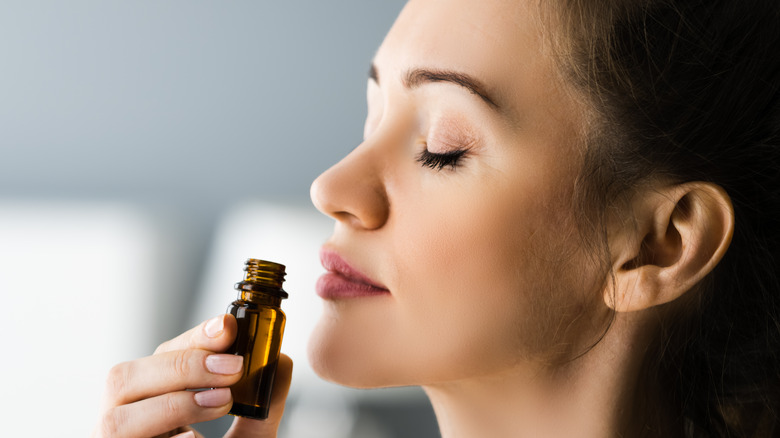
top-left (309, 0), bottom-right (606, 387)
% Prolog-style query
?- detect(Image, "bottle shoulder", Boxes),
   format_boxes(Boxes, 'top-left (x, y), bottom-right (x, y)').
top-left (228, 299), bottom-right (285, 313)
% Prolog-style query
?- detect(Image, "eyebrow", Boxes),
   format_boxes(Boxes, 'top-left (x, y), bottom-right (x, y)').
top-left (369, 63), bottom-right (501, 111)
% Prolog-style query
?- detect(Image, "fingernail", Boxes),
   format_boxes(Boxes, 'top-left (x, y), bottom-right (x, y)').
top-left (204, 315), bottom-right (224, 338)
top-left (171, 431), bottom-right (196, 438)
top-left (206, 354), bottom-right (243, 375)
top-left (194, 387), bottom-right (232, 408)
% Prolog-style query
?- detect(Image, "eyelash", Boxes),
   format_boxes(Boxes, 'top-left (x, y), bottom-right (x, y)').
top-left (416, 148), bottom-right (468, 171)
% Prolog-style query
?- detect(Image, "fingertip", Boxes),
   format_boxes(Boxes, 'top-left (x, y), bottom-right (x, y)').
top-left (279, 353), bottom-right (293, 366)
top-left (219, 314), bottom-right (238, 348)
top-left (269, 353), bottom-right (293, 409)
top-left (223, 313), bottom-right (238, 334)
top-left (198, 314), bottom-right (237, 353)
top-left (279, 353), bottom-right (293, 378)
top-left (274, 354), bottom-right (293, 394)
top-left (204, 315), bottom-right (226, 339)
top-left (193, 387), bottom-right (233, 408)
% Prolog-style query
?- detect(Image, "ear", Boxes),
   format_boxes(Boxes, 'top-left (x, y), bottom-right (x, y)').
top-left (605, 182), bottom-right (735, 312)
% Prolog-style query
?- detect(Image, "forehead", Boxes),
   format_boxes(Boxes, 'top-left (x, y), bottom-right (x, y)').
top-left (387, 0), bottom-right (530, 52)
top-left (374, 0), bottom-right (569, 124)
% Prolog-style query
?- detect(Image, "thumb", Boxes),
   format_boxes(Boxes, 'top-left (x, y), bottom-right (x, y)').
top-left (224, 354), bottom-right (293, 438)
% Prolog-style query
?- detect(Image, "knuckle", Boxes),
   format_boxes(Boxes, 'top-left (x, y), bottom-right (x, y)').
top-left (162, 393), bottom-right (184, 420)
top-left (154, 340), bottom-right (171, 355)
top-left (98, 407), bottom-right (126, 438)
top-left (104, 362), bottom-right (131, 401)
top-left (171, 349), bottom-right (196, 378)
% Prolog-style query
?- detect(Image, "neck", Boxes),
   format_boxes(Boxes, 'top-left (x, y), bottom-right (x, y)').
top-left (422, 312), bottom-right (684, 438)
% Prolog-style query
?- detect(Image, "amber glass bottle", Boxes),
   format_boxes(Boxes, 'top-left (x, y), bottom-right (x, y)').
top-left (226, 258), bottom-right (288, 420)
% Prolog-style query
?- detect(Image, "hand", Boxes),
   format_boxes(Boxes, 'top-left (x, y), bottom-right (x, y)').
top-left (92, 314), bottom-right (293, 438)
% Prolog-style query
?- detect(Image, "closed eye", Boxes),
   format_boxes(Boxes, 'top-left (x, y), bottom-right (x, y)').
top-left (416, 149), bottom-right (468, 171)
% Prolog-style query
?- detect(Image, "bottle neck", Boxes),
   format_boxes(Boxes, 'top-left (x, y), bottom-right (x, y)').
top-left (238, 290), bottom-right (283, 307)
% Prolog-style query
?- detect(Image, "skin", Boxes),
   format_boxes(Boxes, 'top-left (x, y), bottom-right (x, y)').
top-left (309, 0), bottom-right (621, 436)
top-left (309, 0), bottom-right (733, 437)
top-left (310, 0), bottom-right (602, 381)
top-left (310, 0), bottom-right (600, 388)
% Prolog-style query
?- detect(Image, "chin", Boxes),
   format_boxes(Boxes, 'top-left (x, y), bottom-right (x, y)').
top-left (306, 321), bottom-right (380, 388)
top-left (306, 315), bottom-right (414, 389)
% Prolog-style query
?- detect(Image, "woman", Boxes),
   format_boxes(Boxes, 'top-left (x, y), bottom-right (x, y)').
top-left (93, 0), bottom-right (780, 437)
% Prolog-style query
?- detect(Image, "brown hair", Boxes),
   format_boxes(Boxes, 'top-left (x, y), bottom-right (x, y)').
top-left (549, 0), bottom-right (780, 436)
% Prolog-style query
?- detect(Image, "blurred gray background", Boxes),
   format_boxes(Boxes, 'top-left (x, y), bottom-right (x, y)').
top-left (0, 0), bottom-right (439, 436)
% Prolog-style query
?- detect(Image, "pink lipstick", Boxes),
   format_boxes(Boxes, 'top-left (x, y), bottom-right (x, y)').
top-left (316, 249), bottom-right (390, 299)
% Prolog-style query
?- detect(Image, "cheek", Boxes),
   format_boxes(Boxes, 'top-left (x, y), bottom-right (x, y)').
top-left (388, 178), bottom-right (587, 375)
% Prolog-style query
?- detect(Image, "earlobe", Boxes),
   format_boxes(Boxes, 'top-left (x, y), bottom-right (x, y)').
top-left (605, 183), bottom-right (735, 312)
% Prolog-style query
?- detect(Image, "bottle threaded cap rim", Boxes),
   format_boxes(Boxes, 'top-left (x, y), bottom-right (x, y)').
top-left (235, 258), bottom-right (288, 298)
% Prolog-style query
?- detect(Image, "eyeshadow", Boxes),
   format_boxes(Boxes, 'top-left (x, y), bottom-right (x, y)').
top-left (427, 115), bottom-right (480, 153)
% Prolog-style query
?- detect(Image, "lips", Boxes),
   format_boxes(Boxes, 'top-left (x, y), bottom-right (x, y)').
top-left (316, 249), bottom-right (390, 299)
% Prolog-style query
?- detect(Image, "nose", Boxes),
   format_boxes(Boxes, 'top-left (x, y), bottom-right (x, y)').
top-left (310, 145), bottom-right (390, 230)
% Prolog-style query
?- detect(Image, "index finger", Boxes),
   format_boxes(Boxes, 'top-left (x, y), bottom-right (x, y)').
top-left (154, 314), bottom-right (238, 355)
